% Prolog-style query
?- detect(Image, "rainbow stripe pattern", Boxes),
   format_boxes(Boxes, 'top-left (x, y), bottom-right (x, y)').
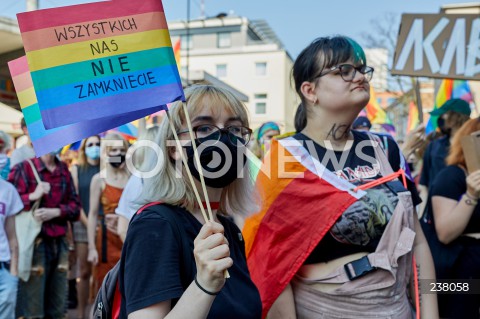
top-left (365, 86), bottom-right (391, 124)
top-left (426, 79), bottom-right (473, 133)
top-left (8, 56), bottom-right (162, 156)
top-left (16, 0), bottom-right (184, 129)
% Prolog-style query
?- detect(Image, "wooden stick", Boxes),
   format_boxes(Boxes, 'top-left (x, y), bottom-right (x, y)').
top-left (181, 102), bottom-right (230, 279)
top-left (181, 102), bottom-right (214, 222)
top-left (166, 111), bottom-right (209, 223)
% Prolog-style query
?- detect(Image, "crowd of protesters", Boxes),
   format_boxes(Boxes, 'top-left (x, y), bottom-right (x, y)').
top-left (0, 36), bottom-right (478, 319)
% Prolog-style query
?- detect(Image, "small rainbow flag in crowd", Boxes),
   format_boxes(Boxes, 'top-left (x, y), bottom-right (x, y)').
top-left (243, 138), bottom-right (365, 318)
top-left (426, 79), bottom-right (473, 133)
top-left (8, 56), bottom-right (162, 156)
top-left (16, 0), bottom-right (184, 129)
top-left (365, 86), bottom-right (391, 124)
top-left (407, 101), bottom-right (419, 133)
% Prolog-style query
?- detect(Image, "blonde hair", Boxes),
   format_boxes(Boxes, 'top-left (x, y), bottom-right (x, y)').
top-left (140, 85), bottom-right (258, 216)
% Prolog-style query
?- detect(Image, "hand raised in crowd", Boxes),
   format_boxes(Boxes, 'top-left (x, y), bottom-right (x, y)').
top-left (193, 221), bottom-right (233, 294)
top-left (29, 181), bottom-right (51, 201)
top-left (401, 123), bottom-right (426, 157)
top-left (88, 248), bottom-right (99, 265)
top-left (33, 208), bottom-right (60, 222)
top-left (466, 169), bottom-right (480, 199)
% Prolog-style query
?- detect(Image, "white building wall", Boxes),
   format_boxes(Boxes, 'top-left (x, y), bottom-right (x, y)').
top-left (180, 49), bottom-right (297, 132)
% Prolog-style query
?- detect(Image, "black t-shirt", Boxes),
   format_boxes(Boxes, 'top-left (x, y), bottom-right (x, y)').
top-left (419, 136), bottom-right (449, 187)
top-left (118, 204), bottom-right (261, 319)
top-left (430, 165), bottom-right (480, 234)
top-left (292, 131), bottom-right (421, 263)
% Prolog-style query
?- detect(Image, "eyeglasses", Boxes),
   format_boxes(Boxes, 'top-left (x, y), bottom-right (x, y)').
top-left (86, 142), bottom-right (100, 147)
top-left (316, 64), bottom-right (374, 82)
top-left (177, 125), bottom-right (252, 146)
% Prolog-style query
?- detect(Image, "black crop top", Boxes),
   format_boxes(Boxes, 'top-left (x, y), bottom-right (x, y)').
top-left (292, 131), bottom-right (421, 264)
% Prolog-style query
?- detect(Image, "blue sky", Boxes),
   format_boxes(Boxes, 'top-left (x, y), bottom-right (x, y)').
top-left (1, 0), bottom-right (474, 58)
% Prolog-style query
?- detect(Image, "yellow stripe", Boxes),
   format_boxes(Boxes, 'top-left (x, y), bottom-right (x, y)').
top-left (17, 88), bottom-right (37, 108)
top-left (27, 29), bottom-right (172, 71)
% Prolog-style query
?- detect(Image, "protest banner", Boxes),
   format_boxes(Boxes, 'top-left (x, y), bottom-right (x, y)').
top-left (392, 14), bottom-right (480, 80)
top-left (9, 55), bottom-right (163, 156)
top-left (17, 0), bottom-right (184, 129)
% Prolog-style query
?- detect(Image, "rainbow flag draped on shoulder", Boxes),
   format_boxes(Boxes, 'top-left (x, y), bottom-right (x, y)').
top-left (16, 0), bottom-right (184, 129)
top-left (243, 137), bottom-right (366, 318)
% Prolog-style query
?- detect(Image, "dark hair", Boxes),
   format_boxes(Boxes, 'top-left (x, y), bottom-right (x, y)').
top-left (292, 36), bottom-right (366, 132)
top-left (21, 117), bottom-right (26, 129)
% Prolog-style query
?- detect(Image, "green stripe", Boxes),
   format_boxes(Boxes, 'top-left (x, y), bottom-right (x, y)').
top-left (31, 47), bottom-right (176, 91)
top-left (22, 103), bottom-right (42, 124)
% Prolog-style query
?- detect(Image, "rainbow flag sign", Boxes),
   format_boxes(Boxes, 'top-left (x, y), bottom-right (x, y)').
top-left (17, 0), bottom-right (184, 129)
top-left (9, 56), bottom-right (163, 156)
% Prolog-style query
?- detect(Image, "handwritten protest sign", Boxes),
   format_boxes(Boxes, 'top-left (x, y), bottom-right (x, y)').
top-left (17, 0), bottom-right (184, 129)
top-left (9, 56), bottom-right (163, 156)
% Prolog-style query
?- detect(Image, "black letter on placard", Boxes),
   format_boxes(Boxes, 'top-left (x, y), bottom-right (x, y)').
top-left (118, 56), bottom-right (130, 72)
top-left (91, 61), bottom-right (105, 76)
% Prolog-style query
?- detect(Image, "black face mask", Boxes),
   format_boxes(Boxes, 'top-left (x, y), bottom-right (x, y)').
top-left (108, 154), bottom-right (126, 168)
top-left (184, 133), bottom-right (246, 188)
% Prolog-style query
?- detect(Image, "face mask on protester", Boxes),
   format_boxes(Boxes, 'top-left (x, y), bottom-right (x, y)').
top-left (85, 146), bottom-right (100, 160)
top-left (184, 133), bottom-right (246, 188)
top-left (107, 154), bottom-right (126, 168)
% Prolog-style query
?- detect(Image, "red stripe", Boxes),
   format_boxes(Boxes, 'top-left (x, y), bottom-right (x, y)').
top-left (247, 170), bottom-right (357, 317)
top-left (137, 201), bottom-right (162, 215)
top-left (17, 0), bottom-right (164, 32)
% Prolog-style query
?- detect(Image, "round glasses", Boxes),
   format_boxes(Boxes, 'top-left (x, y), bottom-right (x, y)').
top-left (178, 125), bottom-right (252, 146)
top-left (317, 64), bottom-right (374, 82)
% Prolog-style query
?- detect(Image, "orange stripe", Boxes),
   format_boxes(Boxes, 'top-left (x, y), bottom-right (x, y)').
top-left (21, 11), bottom-right (168, 52)
top-left (243, 140), bottom-right (306, 256)
top-left (11, 71), bottom-right (32, 92)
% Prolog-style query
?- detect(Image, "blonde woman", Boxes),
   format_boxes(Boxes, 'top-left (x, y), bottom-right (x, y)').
top-left (118, 85), bottom-right (261, 318)
top-left (87, 133), bottom-right (129, 292)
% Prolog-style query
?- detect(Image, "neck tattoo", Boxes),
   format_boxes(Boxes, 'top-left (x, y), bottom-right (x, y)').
top-left (327, 123), bottom-right (350, 141)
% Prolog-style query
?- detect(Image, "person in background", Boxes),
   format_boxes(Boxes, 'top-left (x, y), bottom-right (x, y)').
top-left (87, 133), bottom-right (129, 293)
top-left (114, 125), bottom-right (160, 242)
top-left (119, 84), bottom-right (261, 318)
top-left (351, 115), bottom-right (371, 131)
top-left (418, 99), bottom-right (471, 213)
top-left (0, 131), bottom-right (12, 179)
top-left (70, 135), bottom-right (101, 319)
top-left (10, 118), bottom-right (35, 168)
top-left (8, 151), bottom-right (80, 318)
top-left (249, 121), bottom-right (280, 159)
top-left (427, 117), bottom-right (480, 318)
top-left (0, 178), bottom-right (23, 319)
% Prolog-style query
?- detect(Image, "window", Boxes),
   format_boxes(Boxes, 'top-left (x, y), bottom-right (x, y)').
top-left (181, 66), bottom-right (188, 77)
top-left (255, 62), bottom-right (267, 76)
top-left (216, 64), bottom-right (227, 78)
top-left (254, 93), bottom-right (268, 115)
top-left (255, 102), bottom-right (266, 114)
top-left (181, 35), bottom-right (192, 50)
top-left (217, 32), bottom-right (231, 48)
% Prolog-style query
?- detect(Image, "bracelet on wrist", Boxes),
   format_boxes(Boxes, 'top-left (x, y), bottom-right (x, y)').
top-left (194, 275), bottom-right (220, 296)
top-left (463, 193), bottom-right (478, 206)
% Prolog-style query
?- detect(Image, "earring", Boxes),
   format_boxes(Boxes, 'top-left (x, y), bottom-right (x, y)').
top-left (312, 97), bottom-right (317, 105)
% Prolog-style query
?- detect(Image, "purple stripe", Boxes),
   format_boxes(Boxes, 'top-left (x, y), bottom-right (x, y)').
top-left (41, 82), bottom-right (183, 129)
top-left (32, 105), bottom-right (163, 156)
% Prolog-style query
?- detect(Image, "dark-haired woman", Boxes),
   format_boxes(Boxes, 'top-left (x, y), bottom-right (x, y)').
top-left (244, 36), bottom-right (438, 318)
